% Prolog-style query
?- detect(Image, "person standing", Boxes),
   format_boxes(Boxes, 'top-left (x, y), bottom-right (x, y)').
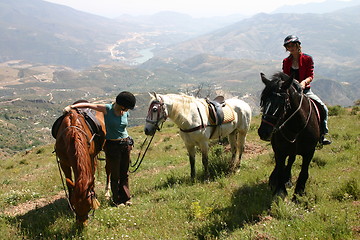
top-left (282, 35), bottom-right (331, 145)
top-left (64, 91), bottom-right (136, 205)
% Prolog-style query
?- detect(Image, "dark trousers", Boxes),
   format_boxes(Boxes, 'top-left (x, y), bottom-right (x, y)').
top-left (104, 140), bottom-right (132, 204)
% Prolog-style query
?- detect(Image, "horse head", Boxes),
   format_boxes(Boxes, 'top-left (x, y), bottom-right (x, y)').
top-left (66, 178), bottom-right (100, 225)
top-left (144, 92), bottom-right (168, 136)
top-left (258, 72), bottom-right (294, 141)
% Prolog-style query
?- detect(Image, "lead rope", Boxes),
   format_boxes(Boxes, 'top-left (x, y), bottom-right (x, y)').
top-left (54, 152), bottom-right (76, 214)
top-left (130, 123), bottom-right (160, 173)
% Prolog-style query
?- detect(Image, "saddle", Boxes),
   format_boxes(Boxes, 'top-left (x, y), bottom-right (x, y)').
top-left (206, 96), bottom-right (226, 126)
top-left (51, 107), bottom-right (102, 139)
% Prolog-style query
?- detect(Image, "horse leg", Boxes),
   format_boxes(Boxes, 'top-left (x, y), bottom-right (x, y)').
top-left (228, 130), bottom-right (239, 171)
top-left (284, 155), bottom-right (296, 188)
top-left (237, 130), bottom-right (247, 165)
top-left (269, 152), bottom-right (288, 198)
top-left (293, 152), bottom-right (314, 201)
top-left (199, 142), bottom-right (210, 180)
top-left (185, 144), bottom-right (196, 181)
top-left (60, 163), bottom-right (74, 200)
top-left (104, 161), bottom-right (111, 199)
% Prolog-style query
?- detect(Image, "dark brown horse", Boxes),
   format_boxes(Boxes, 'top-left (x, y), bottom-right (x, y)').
top-left (258, 72), bottom-right (322, 201)
top-left (54, 107), bottom-right (105, 224)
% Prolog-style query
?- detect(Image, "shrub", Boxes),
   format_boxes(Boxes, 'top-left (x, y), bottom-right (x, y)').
top-left (332, 179), bottom-right (359, 201)
top-left (328, 105), bottom-right (345, 116)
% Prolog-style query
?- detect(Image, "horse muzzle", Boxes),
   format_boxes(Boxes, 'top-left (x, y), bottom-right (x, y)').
top-left (144, 125), bottom-right (157, 136)
top-left (258, 124), bottom-right (272, 141)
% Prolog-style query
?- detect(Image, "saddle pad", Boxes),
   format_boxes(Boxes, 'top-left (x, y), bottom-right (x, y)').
top-left (223, 104), bottom-right (235, 123)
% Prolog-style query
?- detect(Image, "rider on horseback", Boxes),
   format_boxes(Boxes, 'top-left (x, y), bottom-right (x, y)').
top-left (282, 35), bottom-right (331, 145)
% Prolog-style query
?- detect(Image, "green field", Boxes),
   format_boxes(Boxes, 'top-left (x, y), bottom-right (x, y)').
top-left (0, 107), bottom-right (359, 239)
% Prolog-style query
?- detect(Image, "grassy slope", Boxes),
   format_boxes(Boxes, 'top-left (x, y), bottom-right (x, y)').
top-left (0, 110), bottom-right (359, 239)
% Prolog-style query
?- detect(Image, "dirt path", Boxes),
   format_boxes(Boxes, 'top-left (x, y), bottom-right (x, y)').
top-left (3, 192), bottom-right (65, 217)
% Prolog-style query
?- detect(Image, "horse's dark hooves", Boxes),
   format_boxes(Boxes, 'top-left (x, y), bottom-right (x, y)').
top-left (285, 180), bottom-right (293, 188)
top-left (273, 188), bottom-right (287, 200)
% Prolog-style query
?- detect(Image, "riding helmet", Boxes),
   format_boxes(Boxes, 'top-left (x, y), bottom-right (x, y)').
top-left (283, 35), bottom-right (301, 46)
top-left (116, 91), bottom-right (136, 109)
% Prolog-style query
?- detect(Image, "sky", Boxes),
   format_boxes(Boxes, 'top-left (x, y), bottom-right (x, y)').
top-left (43, 0), bottom-right (334, 18)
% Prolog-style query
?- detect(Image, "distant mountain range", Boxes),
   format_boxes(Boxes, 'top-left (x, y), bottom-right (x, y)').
top-left (0, 0), bottom-right (359, 108)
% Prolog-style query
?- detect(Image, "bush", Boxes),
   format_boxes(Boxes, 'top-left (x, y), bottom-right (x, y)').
top-left (328, 105), bottom-right (345, 116)
top-left (332, 179), bottom-right (359, 201)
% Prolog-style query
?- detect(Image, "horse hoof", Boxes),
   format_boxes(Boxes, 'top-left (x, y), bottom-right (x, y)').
top-left (285, 181), bottom-right (293, 188)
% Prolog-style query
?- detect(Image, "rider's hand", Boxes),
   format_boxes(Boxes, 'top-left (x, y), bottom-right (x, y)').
top-left (300, 81), bottom-right (307, 89)
top-left (63, 105), bottom-right (72, 114)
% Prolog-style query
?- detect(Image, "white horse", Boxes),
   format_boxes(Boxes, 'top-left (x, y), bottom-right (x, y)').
top-left (144, 93), bottom-right (252, 180)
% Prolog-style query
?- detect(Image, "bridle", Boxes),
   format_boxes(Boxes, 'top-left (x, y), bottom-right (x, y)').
top-left (145, 98), bottom-right (168, 131)
top-left (261, 86), bottom-right (312, 143)
top-left (130, 98), bottom-right (168, 173)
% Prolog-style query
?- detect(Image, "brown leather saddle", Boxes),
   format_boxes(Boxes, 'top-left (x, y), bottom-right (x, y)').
top-left (51, 102), bottom-right (102, 139)
top-left (206, 96), bottom-right (226, 126)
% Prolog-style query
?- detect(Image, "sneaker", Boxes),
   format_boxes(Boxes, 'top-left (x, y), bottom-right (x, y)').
top-left (321, 135), bottom-right (332, 145)
top-left (125, 201), bottom-right (132, 206)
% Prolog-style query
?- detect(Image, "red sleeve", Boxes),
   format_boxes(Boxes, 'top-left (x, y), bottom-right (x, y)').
top-left (282, 57), bottom-right (291, 76)
top-left (303, 54), bottom-right (314, 80)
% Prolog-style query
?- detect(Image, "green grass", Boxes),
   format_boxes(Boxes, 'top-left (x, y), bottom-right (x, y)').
top-left (0, 108), bottom-right (359, 239)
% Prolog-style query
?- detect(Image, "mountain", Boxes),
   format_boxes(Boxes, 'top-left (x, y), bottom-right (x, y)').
top-left (154, 6), bottom-right (360, 65)
top-left (0, 0), bottom-right (142, 68)
top-left (115, 11), bottom-right (248, 36)
top-left (0, 0), bottom-right (359, 108)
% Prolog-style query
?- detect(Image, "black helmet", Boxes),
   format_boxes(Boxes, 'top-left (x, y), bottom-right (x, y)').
top-left (116, 91), bottom-right (136, 109)
top-left (283, 35), bottom-right (301, 46)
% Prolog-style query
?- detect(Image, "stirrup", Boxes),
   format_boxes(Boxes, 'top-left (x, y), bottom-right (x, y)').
top-left (320, 135), bottom-right (332, 145)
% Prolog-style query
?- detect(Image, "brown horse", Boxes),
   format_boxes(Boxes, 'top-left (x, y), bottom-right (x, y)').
top-left (54, 107), bottom-right (105, 224)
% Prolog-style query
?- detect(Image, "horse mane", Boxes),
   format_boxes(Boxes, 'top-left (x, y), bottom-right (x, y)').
top-left (167, 94), bottom-right (195, 121)
top-left (67, 111), bottom-right (94, 204)
top-left (260, 72), bottom-right (302, 106)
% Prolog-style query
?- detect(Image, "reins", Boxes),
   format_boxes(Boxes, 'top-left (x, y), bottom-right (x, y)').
top-left (132, 99), bottom-right (167, 173)
top-left (277, 87), bottom-right (313, 143)
top-left (129, 131), bottom-right (157, 173)
top-left (55, 154), bottom-right (76, 214)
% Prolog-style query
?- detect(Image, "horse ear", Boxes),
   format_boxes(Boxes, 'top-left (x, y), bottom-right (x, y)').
top-left (260, 73), bottom-right (270, 85)
top-left (281, 74), bottom-right (294, 90)
top-left (148, 92), bottom-right (156, 99)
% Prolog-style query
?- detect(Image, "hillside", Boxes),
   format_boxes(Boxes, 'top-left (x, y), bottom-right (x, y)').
top-left (0, 0), bottom-right (145, 68)
top-left (1, 1), bottom-right (360, 157)
top-left (0, 109), bottom-right (359, 239)
top-left (154, 6), bottom-right (360, 65)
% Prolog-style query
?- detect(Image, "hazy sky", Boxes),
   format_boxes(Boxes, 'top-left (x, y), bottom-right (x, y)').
top-left (43, 0), bottom-right (338, 18)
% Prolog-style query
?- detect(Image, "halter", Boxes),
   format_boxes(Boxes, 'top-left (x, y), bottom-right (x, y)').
top-left (145, 97), bottom-right (168, 131)
top-left (131, 98), bottom-right (168, 173)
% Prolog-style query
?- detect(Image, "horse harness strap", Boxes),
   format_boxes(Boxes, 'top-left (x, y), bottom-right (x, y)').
top-left (180, 106), bottom-right (207, 132)
top-left (180, 97), bottom-right (232, 134)
top-left (278, 90), bottom-right (313, 143)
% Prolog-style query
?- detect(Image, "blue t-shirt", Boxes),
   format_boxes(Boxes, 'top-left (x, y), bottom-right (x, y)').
top-left (104, 104), bottom-right (129, 140)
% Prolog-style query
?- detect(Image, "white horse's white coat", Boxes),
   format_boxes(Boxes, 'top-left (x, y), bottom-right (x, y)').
top-left (144, 93), bottom-right (252, 179)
